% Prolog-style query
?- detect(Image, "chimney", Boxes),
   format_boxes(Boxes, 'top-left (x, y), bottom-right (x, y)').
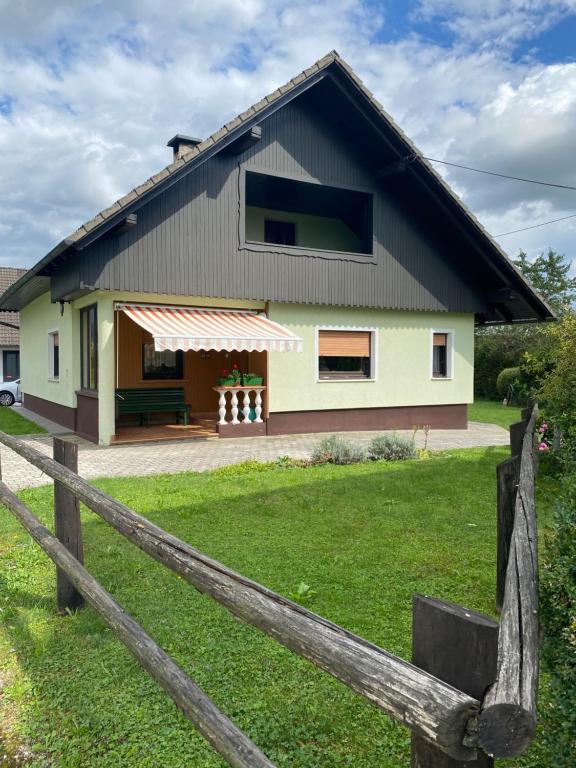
top-left (167, 134), bottom-right (202, 161)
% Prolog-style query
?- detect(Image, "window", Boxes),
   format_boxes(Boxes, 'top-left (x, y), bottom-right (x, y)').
top-left (48, 332), bottom-right (59, 379)
top-left (3, 350), bottom-right (19, 381)
top-left (264, 219), bottom-right (296, 246)
top-left (245, 171), bottom-right (373, 255)
top-left (142, 344), bottom-right (183, 380)
top-left (80, 305), bottom-right (98, 391)
top-left (432, 332), bottom-right (453, 379)
top-left (318, 330), bottom-right (374, 380)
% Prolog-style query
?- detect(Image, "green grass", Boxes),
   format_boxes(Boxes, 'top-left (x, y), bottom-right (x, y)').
top-left (0, 408), bottom-right (47, 435)
top-left (0, 451), bottom-right (557, 767)
top-left (469, 399), bottom-right (522, 430)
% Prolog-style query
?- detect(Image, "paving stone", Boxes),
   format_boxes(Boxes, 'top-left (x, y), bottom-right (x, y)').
top-left (0, 423), bottom-right (509, 491)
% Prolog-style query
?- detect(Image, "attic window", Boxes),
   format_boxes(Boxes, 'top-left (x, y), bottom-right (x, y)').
top-left (245, 171), bottom-right (373, 255)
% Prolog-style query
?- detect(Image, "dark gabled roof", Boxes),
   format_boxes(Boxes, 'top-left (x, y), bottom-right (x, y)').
top-left (0, 51), bottom-right (555, 322)
top-left (0, 268), bottom-right (26, 344)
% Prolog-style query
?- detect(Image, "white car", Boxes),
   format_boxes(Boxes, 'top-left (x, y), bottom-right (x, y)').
top-left (0, 379), bottom-right (21, 406)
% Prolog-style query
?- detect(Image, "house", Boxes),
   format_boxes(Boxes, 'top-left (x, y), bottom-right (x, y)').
top-left (0, 52), bottom-right (553, 445)
top-left (0, 267), bottom-right (26, 382)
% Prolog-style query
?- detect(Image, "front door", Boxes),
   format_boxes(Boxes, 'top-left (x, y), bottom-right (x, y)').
top-left (2, 350), bottom-right (19, 381)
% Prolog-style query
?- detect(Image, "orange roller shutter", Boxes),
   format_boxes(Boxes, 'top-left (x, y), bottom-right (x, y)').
top-left (318, 330), bottom-right (371, 357)
top-left (433, 333), bottom-right (447, 347)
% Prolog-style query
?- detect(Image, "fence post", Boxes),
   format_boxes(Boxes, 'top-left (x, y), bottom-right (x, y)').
top-left (496, 456), bottom-right (520, 612)
top-left (520, 407), bottom-right (531, 423)
top-left (509, 421), bottom-right (526, 458)
top-left (411, 595), bottom-right (498, 768)
top-left (54, 437), bottom-right (84, 612)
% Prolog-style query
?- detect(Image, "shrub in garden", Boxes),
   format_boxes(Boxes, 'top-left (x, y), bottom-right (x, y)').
top-left (310, 435), bottom-right (366, 465)
top-left (368, 434), bottom-right (416, 461)
top-left (540, 474), bottom-right (576, 765)
top-left (496, 366), bottom-right (522, 401)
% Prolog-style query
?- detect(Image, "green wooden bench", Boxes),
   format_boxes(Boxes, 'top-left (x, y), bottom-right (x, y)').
top-left (115, 388), bottom-right (191, 427)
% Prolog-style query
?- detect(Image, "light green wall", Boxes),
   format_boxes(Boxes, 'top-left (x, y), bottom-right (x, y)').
top-left (267, 303), bottom-right (474, 413)
top-left (21, 292), bottom-right (472, 443)
top-left (245, 206), bottom-right (362, 253)
top-left (20, 291), bottom-right (79, 407)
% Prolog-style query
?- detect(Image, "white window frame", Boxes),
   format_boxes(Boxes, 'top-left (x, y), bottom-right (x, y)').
top-left (47, 329), bottom-right (60, 381)
top-left (315, 326), bottom-right (378, 383)
top-left (430, 329), bottom-right (454, 380)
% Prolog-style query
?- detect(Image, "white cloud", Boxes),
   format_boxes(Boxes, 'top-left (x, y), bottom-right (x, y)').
top-left (0, 0), bottom-right (574, 272)
top-left (415, 0), bottom-right (576, 47)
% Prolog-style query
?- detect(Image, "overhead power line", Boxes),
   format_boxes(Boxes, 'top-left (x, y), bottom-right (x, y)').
top-left (494, 212), bottom-right (576, 237)
top-left (423, 157), bottom-right (576, 191)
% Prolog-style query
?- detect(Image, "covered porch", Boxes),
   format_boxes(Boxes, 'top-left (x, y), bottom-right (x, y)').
top-left (112, 302), bottom-right (301, 443)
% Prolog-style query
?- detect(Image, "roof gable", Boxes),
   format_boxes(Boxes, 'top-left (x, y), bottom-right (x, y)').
top-left (0, 52), bottom-right (554, 323)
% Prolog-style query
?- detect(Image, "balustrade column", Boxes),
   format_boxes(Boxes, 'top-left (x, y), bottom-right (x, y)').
top-left (242, 391), bottom-right (251, 422)
top-left (230, 391), bottom-right (240, 425)
top-left (254, 389), bottom-right (263, 423)
top-left (217, 391), bottom-right (227, 425)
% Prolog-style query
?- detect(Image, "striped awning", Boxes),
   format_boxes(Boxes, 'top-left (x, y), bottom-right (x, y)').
top-left (118, 304), bottom-right (303, 353)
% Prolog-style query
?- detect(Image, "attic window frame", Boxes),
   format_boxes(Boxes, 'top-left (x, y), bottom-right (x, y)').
top-left (239, 167), bottom-right (376, 264)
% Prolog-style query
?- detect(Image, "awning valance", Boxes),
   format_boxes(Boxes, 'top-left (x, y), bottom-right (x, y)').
top-left (118, 304), bottom-right (303, 353)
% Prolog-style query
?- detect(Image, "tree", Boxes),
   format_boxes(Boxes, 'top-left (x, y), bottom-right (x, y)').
top-left (513, 249), bottom-right (576, 315)
top-left (474, 249), bottom-right (574, 399)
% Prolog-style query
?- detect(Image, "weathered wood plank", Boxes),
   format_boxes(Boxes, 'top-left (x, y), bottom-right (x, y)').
top-left (411, 595), bottom-right (499, 767)
top-left (0, 431), bottom-right (480, 759)
top-left (478, 407), bottom-right (539, 758)
top-left (496, 456), bottom-right (520, 612)
top-left (0, 481), bottom-right (276, 768)
top-left (53, 438), bottom-right (84, 612)
top-left (509, 421), bottom-right (526, 458)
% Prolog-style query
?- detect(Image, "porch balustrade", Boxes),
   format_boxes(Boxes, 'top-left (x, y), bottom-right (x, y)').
top-left (212, 386), bottom-right (266, 426)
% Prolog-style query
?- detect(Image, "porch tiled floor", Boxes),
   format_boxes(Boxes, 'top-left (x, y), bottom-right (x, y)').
top-left (0, 416), bottom-right (509, 490)
top-left (112, 419), bottom-right (218, 443)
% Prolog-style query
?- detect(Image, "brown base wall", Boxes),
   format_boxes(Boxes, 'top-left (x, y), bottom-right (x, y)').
top-left (218, 422), bottom-right (267, 438)
top-left (75, 391), bottom-right (99, 443)
top-left (22, 392), bottom-right (100, 444)
top-left (266, 404), bottom-right (468, 435)
top-left (22, 393), bottom-right (76, 432)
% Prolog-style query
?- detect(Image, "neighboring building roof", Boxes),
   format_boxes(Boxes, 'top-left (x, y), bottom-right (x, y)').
top-left (0, 51), bottom-right (555, 323)
top-left (0, 268), bottom-right (26, 345)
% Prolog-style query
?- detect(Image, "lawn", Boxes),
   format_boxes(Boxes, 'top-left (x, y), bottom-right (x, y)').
top-left (0, 450), bottom-right (556, 767)
top-left (469, 399), bottom-right (522, 430)
top-left (0, 407), bottom-right (46, 435)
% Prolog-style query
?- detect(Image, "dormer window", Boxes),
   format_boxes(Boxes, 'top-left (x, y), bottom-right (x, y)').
top-left (245, 171), bottom-right (373, 255)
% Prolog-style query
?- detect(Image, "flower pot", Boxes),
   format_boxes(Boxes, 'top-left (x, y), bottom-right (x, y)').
top-left (218, 376), bottom-right (237, 386)
top-left (242, 374), bottom-right (263, 386)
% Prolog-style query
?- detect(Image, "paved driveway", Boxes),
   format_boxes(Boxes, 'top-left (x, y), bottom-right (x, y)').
top-left (0, 422), bottom-right (509, 490)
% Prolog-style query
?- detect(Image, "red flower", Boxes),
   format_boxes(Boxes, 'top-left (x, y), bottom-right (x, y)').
top-left (221, 368), bottom-right (228, 376)
top-left (232, 362), bottom-right (239, 370)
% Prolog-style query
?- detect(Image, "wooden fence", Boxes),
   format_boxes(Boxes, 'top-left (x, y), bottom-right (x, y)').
top-left (0, 405), bottom-right (539, 767)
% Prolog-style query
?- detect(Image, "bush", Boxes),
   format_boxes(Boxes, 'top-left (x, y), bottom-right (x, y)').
top-left (310, 435), bottom-right (366, 465)
top-left (540, 474), bottom-right (576, 765)
top-left (496, 366), bottom-right (522, 400)
top-left (368, 434), bottom-right (416, 461)
top-left (474, 328), bottom-right (535, 400)
top-left (536, 314), bottom-right (576, 459)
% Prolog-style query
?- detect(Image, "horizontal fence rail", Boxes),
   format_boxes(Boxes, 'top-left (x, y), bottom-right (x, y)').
top-left (0, 405), bottom-right (541, 765)
top-left (477, 405), bottom-right (539, 758)
top-left (0, 432), bottom-right (480, 761)
top-left (0, 480), bottom-right (276, 768)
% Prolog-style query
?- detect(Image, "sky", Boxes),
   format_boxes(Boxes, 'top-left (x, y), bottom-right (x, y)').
top-left (0, 0), bottom-right (575, 272)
